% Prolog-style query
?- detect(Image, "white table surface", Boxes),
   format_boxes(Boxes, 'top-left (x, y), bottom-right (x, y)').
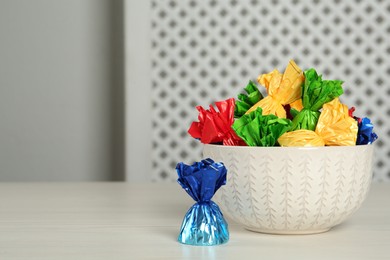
top-left (0, 182), bottom-right (389, 260)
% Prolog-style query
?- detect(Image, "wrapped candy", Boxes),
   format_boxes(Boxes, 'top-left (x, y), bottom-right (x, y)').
top-left (176, 159), bottom-right (229, 246)
top-left (356, 117), bottom-right (378, 145)
top-left (291, 69), bottom-right (344, 131)
top-left (277, 129), bottom-right (325, 147)
top-left (233, 107), bottom-right (292, 146)
top-left (235, 80), bottom-right (263, 117)
top-left (349, 107), bottom-right (378, 145)
top-left (278, 98), bottom-right (358, 146)
top-left (245, 60), bottom-right (304, 118)
top-left (188, 98), bottom-right (245, 146)
top-left (316, 98), bottom-right (358, 146)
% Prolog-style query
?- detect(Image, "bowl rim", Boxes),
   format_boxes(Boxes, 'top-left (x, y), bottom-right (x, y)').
top-left (203, 143), bottom-right (374, 152)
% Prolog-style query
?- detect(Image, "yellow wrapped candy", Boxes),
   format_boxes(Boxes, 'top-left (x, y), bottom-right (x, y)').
top-left (245, 60), bottom-right (304, 118)
top-left (278, 129), bottom-right (325, 147)
top-left (278, 98), bottom-right (358, 147)
top-left (316, 98), bottom-right (358, 146)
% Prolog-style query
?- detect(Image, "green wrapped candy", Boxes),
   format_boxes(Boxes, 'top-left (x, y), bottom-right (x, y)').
top-left (291, 68), bottom-right (344, 131)
top-left (232, 107), bottom-right (292, 146)
top-left (234, 81), bottom-right (263, 117)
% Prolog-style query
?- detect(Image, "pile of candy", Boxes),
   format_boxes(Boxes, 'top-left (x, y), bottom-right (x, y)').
top-left (188, 60), bottom-right (378, 147)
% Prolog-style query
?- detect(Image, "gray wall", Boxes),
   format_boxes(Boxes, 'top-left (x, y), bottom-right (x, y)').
top-left (0, 0), bottom-right (124, 181)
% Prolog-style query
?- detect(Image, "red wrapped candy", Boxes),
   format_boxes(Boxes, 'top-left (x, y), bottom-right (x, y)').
top-left (188, 98), bottom-right (245, 146)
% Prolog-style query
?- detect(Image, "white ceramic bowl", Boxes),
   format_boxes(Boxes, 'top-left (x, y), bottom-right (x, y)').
top-left (203, 144), bottom-right (374, 234)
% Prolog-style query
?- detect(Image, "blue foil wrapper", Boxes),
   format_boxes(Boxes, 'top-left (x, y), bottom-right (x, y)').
top-left (357, 117), bottom-right (378, 145)
top-left (176, 158), bottom-right (229, 246)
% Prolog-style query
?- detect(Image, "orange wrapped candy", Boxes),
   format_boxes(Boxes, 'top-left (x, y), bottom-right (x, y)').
top-left (245, 60), bottom-right (304, 118)
top-left (278, 98), bottom-right (358, 147)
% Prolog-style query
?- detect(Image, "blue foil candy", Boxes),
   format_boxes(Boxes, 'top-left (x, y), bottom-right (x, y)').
top-left (357, 117), bottom-right (378, 145)
top-left (176, 158), bottom-right (229, 246)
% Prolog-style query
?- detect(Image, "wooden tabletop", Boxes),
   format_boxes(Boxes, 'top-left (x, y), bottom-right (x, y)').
top-left (0, 182), bottom-right (389, 259)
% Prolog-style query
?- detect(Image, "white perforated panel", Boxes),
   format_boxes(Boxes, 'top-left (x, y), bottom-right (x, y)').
top-left (151, 0), bottom-right (390, 182)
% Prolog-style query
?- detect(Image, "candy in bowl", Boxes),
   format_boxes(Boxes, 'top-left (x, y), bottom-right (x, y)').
top-left (185, 60), bottom-right (378, 235)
